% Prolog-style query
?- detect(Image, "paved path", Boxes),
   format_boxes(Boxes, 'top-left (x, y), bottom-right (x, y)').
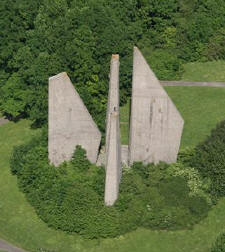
top-left (0, 239), bottom-right (27, 252)
top-left (160, 81), bottom-right (225, 87)
top-left (0, 117), bottom-right (9, 126)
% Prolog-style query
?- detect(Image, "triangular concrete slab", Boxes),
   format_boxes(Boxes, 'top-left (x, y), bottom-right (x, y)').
top-left (129, 47), bottom-right (184, 164)
top-left (48, 72), bottom-right (101, 166)
top-left (104, 55), bottom-right (121, 206)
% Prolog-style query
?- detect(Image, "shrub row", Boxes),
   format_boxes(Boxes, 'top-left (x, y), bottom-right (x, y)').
top-left (10, 129), bottom-right (211, 238)
top-left (189, 120), bottom-right (225, 199)
top-left (211, 233), bottom-right (225, 252)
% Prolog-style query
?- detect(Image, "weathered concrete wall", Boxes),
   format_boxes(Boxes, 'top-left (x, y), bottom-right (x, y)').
top-left (104, 55), bottom-right (122, 206)
top-left (97, 145), bottom-right (128, 167)
top-left (48, 72), bottom-right (101, 166)
top-left (129, 47), bottom-right (184, 164)
top-left (121, 145), bottom-right (128, 166)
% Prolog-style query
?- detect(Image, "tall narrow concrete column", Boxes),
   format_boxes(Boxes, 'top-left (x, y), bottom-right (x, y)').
top-left (104, 55), bottom-right (122, 206)
top-left (48, 72), bottom-right (101, 166)
top-left (129, 47), bottom-right (184, 164)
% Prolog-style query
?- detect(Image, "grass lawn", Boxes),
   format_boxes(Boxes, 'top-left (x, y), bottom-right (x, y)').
top-left (181, 60), bottom-right (225, 82)
top-left (120, 60), bottom-right (225, 146)
top-left (0, 109), bottom-right (225, 252)
top-left (166, 86), bottom-right (225, 148)
top-left (120, 87), bottom-right (225, 148)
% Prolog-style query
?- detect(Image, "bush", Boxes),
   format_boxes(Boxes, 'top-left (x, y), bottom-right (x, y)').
top-left (10, 131), bottom-right (211, 238)
top-left (211, 233), bottom-right (225, 252)
top-left (177, 147), bottom-right (196, 165)
top-left (167, 162), bottom-right (212, 205)
top-left (126, 162), bottom-right (211, 230)
top-left (204, 28), bottom-right (225, 60)
top-left (139, 47), bottom-right (184, 80)
top-left (190, 120), bottom-right (225, 198)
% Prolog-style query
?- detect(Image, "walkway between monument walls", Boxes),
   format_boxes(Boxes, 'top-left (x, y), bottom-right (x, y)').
top-left (161, 81), bottom-right (225, 87)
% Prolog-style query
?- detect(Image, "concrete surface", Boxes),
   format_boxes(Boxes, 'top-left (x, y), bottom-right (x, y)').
top-left (104, 55), bottom-right (122, 206)
top-left (0, 239), bottom-right (27, 252)
top-left (48, 72), bottom-right (101, 166)
top-left (97, 145), bottom-right (128, 167)
top-left (96, 146), bottom-right (106, 166)
top-left (121, 145), bottom-right (128, 165)
top-left (129, 47), bottom-right (184, 165)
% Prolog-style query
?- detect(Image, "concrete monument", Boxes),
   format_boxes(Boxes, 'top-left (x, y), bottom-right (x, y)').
top-left (48, 72), bottom-right (101, 166)
top-left (129, 47), bottom-right (184, 164)
top-left (104, 55), bottom-right (122, 206)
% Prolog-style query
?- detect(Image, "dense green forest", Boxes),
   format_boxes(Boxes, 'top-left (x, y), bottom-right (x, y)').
top-left (1, 0), bottom-right (225, 131)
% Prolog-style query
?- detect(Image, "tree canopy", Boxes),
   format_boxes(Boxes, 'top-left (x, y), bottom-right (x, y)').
top-left (1, 0), bottom-right (225, 129)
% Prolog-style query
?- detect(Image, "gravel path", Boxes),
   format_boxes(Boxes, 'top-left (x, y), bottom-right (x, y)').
top-left (0, 117), bottom-right (9, 126)
top-left (160, 81), bottom-right (225, 87)
top-left (0, 239), bottom-right (27, 252)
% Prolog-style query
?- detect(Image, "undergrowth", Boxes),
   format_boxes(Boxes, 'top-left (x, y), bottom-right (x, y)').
top-left (10, 129), bottom-right (212, 239)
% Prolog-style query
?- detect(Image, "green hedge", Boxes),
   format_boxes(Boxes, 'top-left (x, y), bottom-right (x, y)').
top-left (190, 120), bottom-right (225, 198)
top-left (10, 130), bottom-right (211, 238)
top-left (211, 233), bottom-right (225, 252)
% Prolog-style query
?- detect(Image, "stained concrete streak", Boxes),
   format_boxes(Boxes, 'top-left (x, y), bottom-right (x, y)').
top-left (129, 47), bottom-right (184, 165)
top-left (104, 55), bottom-right (122, 206)
top-left (48, 72), bottom-right (101, 166)
top-left (0, 239), bottom-right (27, 252)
